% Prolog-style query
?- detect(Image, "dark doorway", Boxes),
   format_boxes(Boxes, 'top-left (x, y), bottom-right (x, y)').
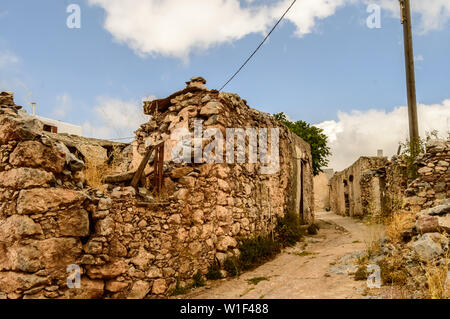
top-left (344, 193), bottom-right (350, 216)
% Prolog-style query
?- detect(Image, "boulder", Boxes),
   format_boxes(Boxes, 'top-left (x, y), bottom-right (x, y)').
top-left (0, 272), bottom-right (49, 294)
top-left (53, 142), bottom-right (85, 171)
top-left (37, 238), bottom-right (83, 270)
top-left (17, 188), bottom-right (87, 214)
top-left (10, 141), bottom-right (66, 173)
top-left (0, 168), bottom-right (54, 189)
top-left (412, 233), bottom-right (444, 261)
top-left (4, 244), bottom-right (41, 272)
top-left (0, 116), bottom-right (42, 145)
top-left (0, 215), bottom-right (43, 243)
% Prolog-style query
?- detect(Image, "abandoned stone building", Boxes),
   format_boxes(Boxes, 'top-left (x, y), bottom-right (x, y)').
top-left (330, 140), bottom-right (450, 219)
top-left (330, 156), bottom-right (394, 218)
top-left (0, 79), bottom-right (314, 299)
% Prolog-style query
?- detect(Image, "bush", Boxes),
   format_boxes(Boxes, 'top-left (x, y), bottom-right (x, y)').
top-left (354, 266), bottom-right (368, 281)
top-left (307, 224), bottom-right (319, 235)
top-left (224, 256), bottom-right (241, 277)
top-left (219, 212), bottom-right (305, 279)
top-left (275, 211), bottom-right (304, 247)
top-left (171, 276), bottom-right (190, 296)
top-left (192, 270), bottom-right (205, 287)
top-left (238, 236), bottom-right (281, 271)
top-left (206, 259), bottom-right (223, 280)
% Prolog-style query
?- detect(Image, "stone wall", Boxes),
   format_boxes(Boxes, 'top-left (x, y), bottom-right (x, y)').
top-left (330, 157), bottom-right (389, 218)
top-left (0, 81), bottom-right (314, 299)
top-left (405, 139), bottom-right (450, 212)
top-left (330, 139), bottom-right (449, 220)
top-left (313, 169), bottom-right (333, 211)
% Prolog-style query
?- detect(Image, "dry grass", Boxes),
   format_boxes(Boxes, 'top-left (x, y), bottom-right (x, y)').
top-left (385, 210), bottom-right (415, 244)
top-left (84, 145), bottom-right (124, 189)
top-left (84, 159), bottom-right (112, 189)
top-left (363, 224), bottom-right (385, 257)
top-left (422, 255), bottom-right (449, 299)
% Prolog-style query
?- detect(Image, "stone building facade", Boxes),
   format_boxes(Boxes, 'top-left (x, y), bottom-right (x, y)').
top-left (0, 80), bottom-right (314, 299)
top-left (330, 139), bottom-right (450, 219)
top-left (330, 157), bottom-right (390, 218)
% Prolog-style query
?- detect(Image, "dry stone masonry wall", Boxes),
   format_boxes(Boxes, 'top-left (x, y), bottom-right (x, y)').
top-left (405, 139), bottom-right (450, 212)
top-left (330, 138), bottom-right (449, 220)
top-left (0, 79), bottom-right (314, 299)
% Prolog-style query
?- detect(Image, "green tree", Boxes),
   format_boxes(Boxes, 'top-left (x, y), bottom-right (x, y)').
top-left (273, 112), bottom-right (331, 176)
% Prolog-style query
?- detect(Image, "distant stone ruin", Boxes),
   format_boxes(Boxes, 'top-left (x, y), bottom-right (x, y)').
top-left (0, 79), bottom-right (314, 299)
top-left (329, 140), bottom-right (450, 219)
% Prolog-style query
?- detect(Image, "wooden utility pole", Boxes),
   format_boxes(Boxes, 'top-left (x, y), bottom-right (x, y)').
top-left (399, 0), bottom-right (420, 148)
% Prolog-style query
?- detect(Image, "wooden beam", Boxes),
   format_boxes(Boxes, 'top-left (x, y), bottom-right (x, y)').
top-left (130, 146), bottom-right (154, 188)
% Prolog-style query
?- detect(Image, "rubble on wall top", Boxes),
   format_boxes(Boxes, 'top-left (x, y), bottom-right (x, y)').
top-left (143, 79), bottom-right (213, 115)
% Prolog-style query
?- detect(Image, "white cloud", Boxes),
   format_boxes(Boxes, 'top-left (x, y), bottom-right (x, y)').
top-left (0, 51), bottom-right (19, 69)
top-left (82, 96), bottom-right (150, 141)
top-left (366, 0), bottom-right (450, 34)
top-left (88, 0), bottom-right (351, 59)
top-left (315, 99), bottom-right (450, 171)
top-left (89, 0), bottom-right (450, 59)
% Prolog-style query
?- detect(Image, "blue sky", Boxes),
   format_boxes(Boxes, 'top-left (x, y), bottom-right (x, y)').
top-left (1, 0), bottom-right (449, 169)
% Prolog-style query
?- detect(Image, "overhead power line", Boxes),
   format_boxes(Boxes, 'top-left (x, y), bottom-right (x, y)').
top-left (219, 0), bottom-right (297, 92)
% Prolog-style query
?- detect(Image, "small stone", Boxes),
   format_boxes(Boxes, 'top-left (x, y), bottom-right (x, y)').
top-left (98, 198), bottom-right (112, 210)
top-left (171, 167), bottom-right (194, 179)
top-left (128, 280), bottom-right (151, 299)
top-left (105, 280), bottom-right (129, 293)
top-left (200, 101), bottom-right (222, 116)
top-left (416, 215), bottom-right (439, 234)
top-left (152, 279), bottom-right (167, 295)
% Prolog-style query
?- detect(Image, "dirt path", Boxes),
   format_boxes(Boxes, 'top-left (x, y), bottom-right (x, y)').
top-left (184, 211), bottom-right (384, 299)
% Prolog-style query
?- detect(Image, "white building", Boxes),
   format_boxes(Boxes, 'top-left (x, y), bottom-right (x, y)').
top-left (34, 115), bottom-right (83, 136)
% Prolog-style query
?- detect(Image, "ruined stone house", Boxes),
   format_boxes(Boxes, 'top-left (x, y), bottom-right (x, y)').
top-left (0, 79), bottom-right (314, 299)
top-left (330, 139), bottom-right (450, 219)
top-left (330, 156), bottom-right (391, 218)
